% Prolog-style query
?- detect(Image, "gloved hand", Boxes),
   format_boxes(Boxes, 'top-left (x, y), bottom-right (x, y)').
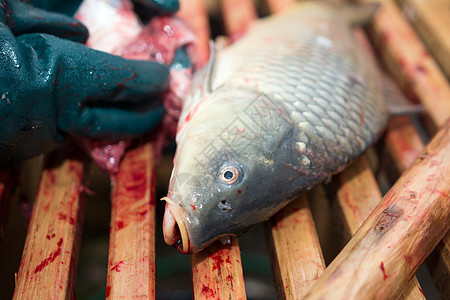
top-left (132, 0), bottom-right (179, 22)
top-left (0, 0), bottom-right (174, 168)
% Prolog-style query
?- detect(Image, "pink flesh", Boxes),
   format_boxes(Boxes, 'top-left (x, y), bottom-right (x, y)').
top-left (74, 0), bottom-right (198, 172)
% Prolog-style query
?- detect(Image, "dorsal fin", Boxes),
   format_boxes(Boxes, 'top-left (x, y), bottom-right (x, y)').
top-left (339, 3), bottom-right (380, 26)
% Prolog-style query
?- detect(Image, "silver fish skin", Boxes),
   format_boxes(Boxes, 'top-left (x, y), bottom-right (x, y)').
top-left (163, 2), bottom-right (388, 253)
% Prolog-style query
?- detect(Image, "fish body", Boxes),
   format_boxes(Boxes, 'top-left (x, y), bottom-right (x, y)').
top-left (163, 2), bottom-right (388, 253)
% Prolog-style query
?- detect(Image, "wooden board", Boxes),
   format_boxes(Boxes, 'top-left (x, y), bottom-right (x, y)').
top-left (191, 237), bottom-right (247, 299)
top-left (304, 120), bottom-right (450, 299)
top-left (106, 142), bottom-right (157, 299)
top-left (13, 148), bottom-right (85, 299)
top-left (396, 0), bottom-right (450, 79)
top-left (267, 193), bottom-right (326, 299)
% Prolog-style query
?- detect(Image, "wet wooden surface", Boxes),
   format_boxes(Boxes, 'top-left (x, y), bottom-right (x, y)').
top-left (106, 142), bottom-right (157, 299)
top-left (191, 237), bottom-right (247, 299)
top-left (13, 150), bottom-right (85, 300)
top-left (2, 0), bottom-right (449, 299)
top-left (396, 0), bottom-right (450, 79)
top-left (268, 193), bottom-right (326, 299)
top-left (304, 120), bottom-right (450, 299)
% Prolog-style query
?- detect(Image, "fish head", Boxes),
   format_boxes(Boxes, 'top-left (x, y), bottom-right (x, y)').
top-left (163, 87), bottom-right (297, 253)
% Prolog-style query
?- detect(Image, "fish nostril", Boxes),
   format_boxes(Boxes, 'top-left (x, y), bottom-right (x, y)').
top-left (218, 199), bottom-right (232, 212)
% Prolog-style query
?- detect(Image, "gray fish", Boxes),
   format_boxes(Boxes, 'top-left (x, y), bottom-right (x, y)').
top-left (162, 2), bottom-right (388, 253)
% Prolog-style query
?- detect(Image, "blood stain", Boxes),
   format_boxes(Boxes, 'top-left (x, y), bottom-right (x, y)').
top-left (34, 238), bottom-right (63, 274)
top-left (105, 285), bottom-right (111, 297)
top-left (111, 261), bottom-right (124, 272)
top-left (380, 261), bottom-right (388, 280)
top-left (116, 221), bottom-right (125, 230)
top-left (211, 253), bottom-right (224, 275)
top-left (190, 204), bottom-right (196, 210)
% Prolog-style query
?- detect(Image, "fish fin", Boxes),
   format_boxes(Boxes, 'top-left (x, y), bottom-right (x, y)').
top-left (189, 40), bottom-right (216, 95)
top-left (383, 76), bottom-right (424, 116)
top-left (339, 3), bottom-right (380, 26)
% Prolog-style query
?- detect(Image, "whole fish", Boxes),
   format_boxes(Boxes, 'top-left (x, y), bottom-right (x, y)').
top-left (162, 2), bottom-right (388, 253)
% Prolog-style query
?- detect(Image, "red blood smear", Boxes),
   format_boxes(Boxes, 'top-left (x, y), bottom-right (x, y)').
top-left (226, 275), bottom-right (232, 282)
top-left (105, 285), bottom-right (111, 298)
top-left (211, 253), bottom-right (225, 275)
top-left (201, 284), bottom-right (215, 298)
top-left (190, 204), bottom-right (196, 210)
top-left (380, 261), bottom-right (388, 280)
top-left (48, 171), bottom-right (56, 184)
top-left (57, 213), bottom-right (67, 221)
top-left (116, 221), bottom-right (125, 230)
top-left (111, 261), bottom-right (124, 272)
top-left (34, 238), bottom-right (63, 274)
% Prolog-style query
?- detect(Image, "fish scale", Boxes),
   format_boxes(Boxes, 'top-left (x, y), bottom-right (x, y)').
top-left (163, 2), bottom-right (389, 253)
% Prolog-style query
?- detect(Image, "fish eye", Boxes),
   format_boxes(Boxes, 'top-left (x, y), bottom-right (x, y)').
top-left (219, 165), bottom-right (239, 184)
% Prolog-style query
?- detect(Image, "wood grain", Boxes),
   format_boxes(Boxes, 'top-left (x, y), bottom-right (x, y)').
top-left (191, 237), bottom-right (246, 299)
top-left (13, 149), bottom-right (85, 300)
top-left (268, 193), bottom-right (326, 299)
top-left (396, 0), bottom-right (450, 79)
top-left (304, 120), bottom-right (450, 300)
top-left (0, 169), bottom-right (13, 244)
top-left (220, 0), bottom-right (257, 41)
top-left (334, 155), bottom-right (425, 300)
top-left (366, 0), bottom-right (450, 129)
top-left (106, 142), bottom-right (157, 299)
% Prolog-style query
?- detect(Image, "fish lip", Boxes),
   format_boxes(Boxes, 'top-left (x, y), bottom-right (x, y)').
top-left (162, 200), bottom-right (192, 254)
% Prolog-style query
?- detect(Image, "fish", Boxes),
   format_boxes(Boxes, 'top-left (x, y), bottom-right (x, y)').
top-left (162, 2), bottom-right (389, 253)
top-left (74, 0), bottom-right (201, 172)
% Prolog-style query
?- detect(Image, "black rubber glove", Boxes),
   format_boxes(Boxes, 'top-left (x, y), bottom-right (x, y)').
top-left (0, 0), bottom-right (170, 168)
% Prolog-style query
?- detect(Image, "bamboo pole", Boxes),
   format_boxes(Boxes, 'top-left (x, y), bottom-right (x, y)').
top-left (191, 237), bottom-right (246, 299)
top-left (267, 193), bottom-right (326, 299)
top-left (13, 148), bottom-right (85, 299)
top-left (105, 142), bottom-right (157, 299)
top-left (396, 0), bottom-right (450, 79)
top-left (361, 1), bottom-right (450, 297)
top-left (303, 120), bottom-right (450, 300)
top-left (334, 155), bottom-right (425, 299)
top-left (364, 0), bottom-right (450, 130)
top-left (331, 28), bottom-right (424, 299)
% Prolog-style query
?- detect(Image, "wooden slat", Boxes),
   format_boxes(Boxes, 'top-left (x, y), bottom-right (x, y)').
top-left (334, 155), bottom-right (425, 299)
top-left (177, 0), bottom-right (210, 67)
top-left (188, 2), bottom-right (255, 298)
top-left (365, 0), bottom-right (450, 129)
top-left (191, 237), bottom-right (246, 299)
top-left (332, 28), bottom-right (424, 299)
top-left (13, 149), bottom-right (85, 299)
top-left (0, 169), bottom-right (14, 244)
top-left (106, 142), bottom-right (156, 299)
top-left (264, 0), bottom-right (327, 297)
top-left (266, 0), bottom-right (297, 14)
top-left (361, 1), bottom-right (450, 297)
top-left (396, 0), bottom-right (450, 79)
top-left (220, 0), bottom-right (257, 41)
top-left (267, 192), bottom-right (326, 299)
top-left (304, 120), bottom-right (450, 300)
top-left (426, 231), bottom-right (450, 300)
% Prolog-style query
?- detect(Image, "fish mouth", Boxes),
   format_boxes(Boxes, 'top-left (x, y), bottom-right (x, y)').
top-left (162, 200), bottom-right (191, 254)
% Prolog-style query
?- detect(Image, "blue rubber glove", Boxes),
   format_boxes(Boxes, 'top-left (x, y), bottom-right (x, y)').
top-left (0, 0), bottom-right (172, 168)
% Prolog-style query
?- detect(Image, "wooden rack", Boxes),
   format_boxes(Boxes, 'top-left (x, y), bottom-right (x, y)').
top-left (1, 0), bottom-right (448, 299)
